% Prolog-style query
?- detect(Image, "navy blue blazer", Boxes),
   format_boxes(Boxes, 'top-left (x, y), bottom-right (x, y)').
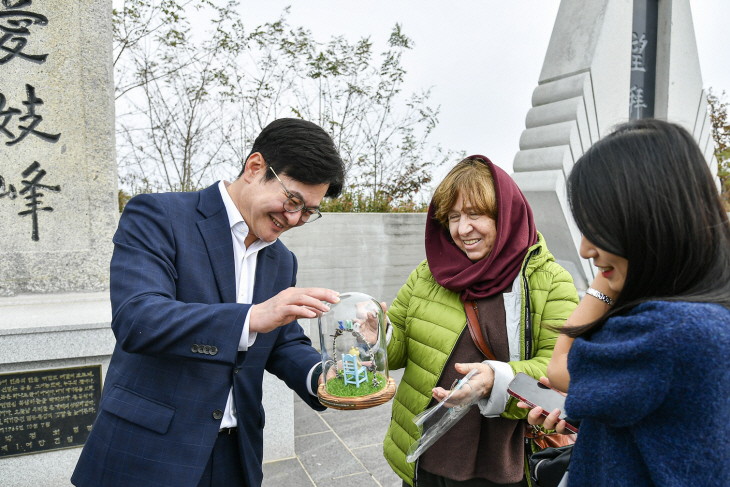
top-left (72, 184), bottom-right (324, 487)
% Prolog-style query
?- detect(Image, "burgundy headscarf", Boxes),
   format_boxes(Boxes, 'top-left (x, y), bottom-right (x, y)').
top-left (425, 156), bottom-right (537, 301)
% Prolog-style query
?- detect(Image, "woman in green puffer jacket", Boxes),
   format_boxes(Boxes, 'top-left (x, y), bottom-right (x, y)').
top-left (383, 156), bottom-right (579, 487)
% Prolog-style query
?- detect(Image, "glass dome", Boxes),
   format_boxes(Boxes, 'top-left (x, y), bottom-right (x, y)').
top-left (317, 292), bottom-right (396, 410)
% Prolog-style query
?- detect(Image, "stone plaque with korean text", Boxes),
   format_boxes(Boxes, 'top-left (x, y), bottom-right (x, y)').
top-left (0, 365), bottom-right (102, 457)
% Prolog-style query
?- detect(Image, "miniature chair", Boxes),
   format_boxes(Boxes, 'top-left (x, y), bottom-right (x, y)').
top-left (342, 353), bottom-right (367, 388)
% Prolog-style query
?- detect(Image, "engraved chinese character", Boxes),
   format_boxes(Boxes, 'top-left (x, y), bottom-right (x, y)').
top-left (631, 32), bottom-right (648, 73)
top-left (66, 436), bottom-right (72, 443)
top-left (4, 85), bottom-right (60, 146)
top-left (0, 1), bottom-right (48, 65)
top-left (18, 161), bottom-right (60, 241)
top-left (37, 439), bottom-right (44, 446)
top-left (630, 85), bottom-right (648, 119)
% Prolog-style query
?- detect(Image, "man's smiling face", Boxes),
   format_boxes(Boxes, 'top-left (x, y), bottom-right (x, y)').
top-left (232, 153), bottom-right (329, 247)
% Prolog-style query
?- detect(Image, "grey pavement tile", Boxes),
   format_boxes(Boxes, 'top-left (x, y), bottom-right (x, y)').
top-left (316, 472), bottom-right (381, 487)
top-left (319, 404), bottom-right (392, 450)
top-left (295, 430), bottom-right (366, 483)
top-left (351, 443), bottom-right (403, 487)
top-left (295, 396), bottom-right (331, 436)
top-left (262, 457), bottom-right (314, 487)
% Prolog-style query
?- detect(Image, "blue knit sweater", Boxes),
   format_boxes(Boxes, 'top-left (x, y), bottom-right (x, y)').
top-left (565, 301), bottom-right (730, 487)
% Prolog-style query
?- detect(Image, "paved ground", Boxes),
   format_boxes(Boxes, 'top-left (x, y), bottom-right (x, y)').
top-left (262, 369), bottom-right (404, 487)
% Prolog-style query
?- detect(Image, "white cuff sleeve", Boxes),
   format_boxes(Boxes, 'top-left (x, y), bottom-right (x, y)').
top-left (306, 362), bottom-right (320, 396)
top-left (238, 308), bottom-right (258, 351)
top-left (477, 361), bottom-right (515, 417)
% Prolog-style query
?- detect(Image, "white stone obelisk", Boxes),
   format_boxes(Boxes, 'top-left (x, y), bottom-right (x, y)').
top-left (512, 0), bottom-right (717, 289)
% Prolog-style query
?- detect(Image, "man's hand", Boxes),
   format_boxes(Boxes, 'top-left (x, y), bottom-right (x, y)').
top-left (249, 287), bottom-right (340, 334)
top-left (431, 362), bottom-right (495, 407)
top-left (317, 364), bottom-right (338, 387)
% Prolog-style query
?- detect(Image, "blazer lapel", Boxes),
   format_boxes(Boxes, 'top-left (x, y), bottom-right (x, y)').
top-left (252, 244), bottom-right (280, 305)
top-left (197, 184), bottom-right (237, 304)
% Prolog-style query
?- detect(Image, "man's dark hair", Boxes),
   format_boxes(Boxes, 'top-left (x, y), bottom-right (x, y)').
top-left (564, 118), bottom-right (730, 337)
top-left (238, 118), bottom-right (345, 198)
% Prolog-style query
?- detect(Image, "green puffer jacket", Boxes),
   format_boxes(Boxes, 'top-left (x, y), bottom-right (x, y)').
top-left (383, 233), bottom-right (579, 485)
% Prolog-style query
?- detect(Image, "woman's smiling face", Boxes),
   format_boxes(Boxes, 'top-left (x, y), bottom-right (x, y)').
top-left (580, 236), bottom-right (629, 293)
top-left (448, 192), bottom-right (498, 262)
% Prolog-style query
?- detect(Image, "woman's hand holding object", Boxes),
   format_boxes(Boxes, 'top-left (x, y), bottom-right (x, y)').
top-left (517, 376), bottom-right (571, 434)
top-left (431, 362), bottom-right (495, 407)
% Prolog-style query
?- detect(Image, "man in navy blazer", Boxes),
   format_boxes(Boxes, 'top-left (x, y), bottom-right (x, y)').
top-left (72, 119), bottom-right (346, 487)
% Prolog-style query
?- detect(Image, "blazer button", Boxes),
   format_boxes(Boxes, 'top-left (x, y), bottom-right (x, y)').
top-left (203, 345), bottom-right (211, 355)
top-left (234, 367), bottom-right (240, 374)
top-left (213, 410), bottom-right (223, 420)
top-left (210, 346), bottom-right (218, 356)
top-left (191, 344), bottom-right (199, 353)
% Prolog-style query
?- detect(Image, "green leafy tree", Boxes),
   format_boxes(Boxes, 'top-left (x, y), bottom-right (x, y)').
top-left (113, 2), bottom-right (452, 211)
top-left (708, 89), bottom-right (730, 211)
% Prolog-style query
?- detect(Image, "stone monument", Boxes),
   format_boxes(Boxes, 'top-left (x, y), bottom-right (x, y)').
top-left (0, 0), bottom-right (118, 296)
top-left (512, 0), bottom-right (718, 289)
top-left (0, 1), bottom-right (118, 485)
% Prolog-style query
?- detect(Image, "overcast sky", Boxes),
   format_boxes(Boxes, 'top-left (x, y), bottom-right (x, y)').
top-left (235, 0), bottom-right (729, 183)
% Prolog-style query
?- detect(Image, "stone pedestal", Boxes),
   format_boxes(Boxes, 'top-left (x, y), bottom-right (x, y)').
top-left (0, 292), bottom-right (114, 487)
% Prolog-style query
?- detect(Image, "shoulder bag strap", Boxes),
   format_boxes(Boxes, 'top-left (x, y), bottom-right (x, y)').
top-left (464, 300), bottom-right (497, 361)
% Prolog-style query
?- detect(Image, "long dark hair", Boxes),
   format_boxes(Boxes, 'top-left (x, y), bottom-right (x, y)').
top-left (565, 119), bottom-right (730, 337)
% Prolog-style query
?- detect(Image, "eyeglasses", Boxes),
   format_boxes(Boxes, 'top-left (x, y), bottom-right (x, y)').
top-left (269, 166), bottom-right (322, 223)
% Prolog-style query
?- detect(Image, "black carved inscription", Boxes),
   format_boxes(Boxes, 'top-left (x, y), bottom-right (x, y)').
top-left (0, 365), bottom-right (102, 458)
top-left (2, 1), bottom-right (34, 8)
top-left (0, 3), bottom-right (48, 65)
top-left (0, 174), bottom-right (17, 199)
top-left (18, 161), bottom-right (61, 241)
top-left (0, 85), bottom-right (60, 146)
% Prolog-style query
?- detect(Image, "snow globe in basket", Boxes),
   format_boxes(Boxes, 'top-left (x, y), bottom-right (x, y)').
top-left (317, 292), bottom-right (396, 410)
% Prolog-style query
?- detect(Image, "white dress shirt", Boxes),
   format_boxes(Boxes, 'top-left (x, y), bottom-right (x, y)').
top-left (218, 181), bottom-right (275, 429)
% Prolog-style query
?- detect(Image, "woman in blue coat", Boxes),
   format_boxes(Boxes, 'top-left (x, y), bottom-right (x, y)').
top-left (525, 119), bottom-right (730, 487)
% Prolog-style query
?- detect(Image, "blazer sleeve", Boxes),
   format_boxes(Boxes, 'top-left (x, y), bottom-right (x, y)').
top-left (265, 251), bottom-right (326, 411)
top-left (110, 194), bottom-right (247, 365)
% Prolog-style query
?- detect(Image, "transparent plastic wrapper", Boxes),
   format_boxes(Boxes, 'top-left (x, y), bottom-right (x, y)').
top-left (316, 292), bottom-right (396, 410)
top-left (406, 368), bottom-right (482, 463)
